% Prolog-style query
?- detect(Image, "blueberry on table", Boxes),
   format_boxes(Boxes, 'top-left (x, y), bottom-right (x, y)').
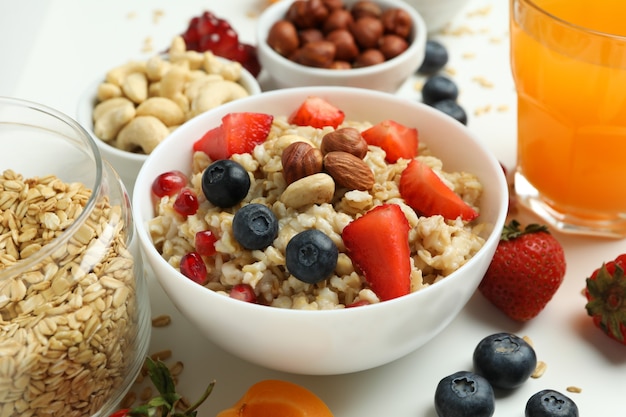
top-left (421, 75), bottom-right (459, 105)
top-left (232, 203), bottom-right (278, 250)
top-left (418, 39), bottom-right (449, 75)
top-left (434, 371), bottom-right (495, 417)
top-left (473, 332), bottom-right (537, 389)
top-left (525, 389), bottom-right (579, 417)
top-left (431, 99), bottom-right (468, 125)
top-left (202, 159), bottom-right (250, 208)
top-left (286, 229), bottom-right (338, 284)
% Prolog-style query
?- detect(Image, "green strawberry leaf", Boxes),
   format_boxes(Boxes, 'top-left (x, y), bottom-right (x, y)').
top-left (501, 219), bottom-right (549, 241)
top-left (586, 263), bottom-right (626, 342)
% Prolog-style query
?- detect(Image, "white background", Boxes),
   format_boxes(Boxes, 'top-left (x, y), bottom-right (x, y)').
top-left (1, 1), bottom-right (624, 416)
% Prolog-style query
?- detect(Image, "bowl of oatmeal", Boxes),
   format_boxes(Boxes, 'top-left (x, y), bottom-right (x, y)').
top-left (133, 86), bottom-right (508, 375)
top-left (76, 36), bottom-right (261, 197)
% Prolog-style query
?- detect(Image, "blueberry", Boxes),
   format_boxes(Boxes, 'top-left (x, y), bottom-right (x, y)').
top-left (525, 389), bottom-right (579, 417)
top-left (431, 99), bottom-right (468, 125)
top-left (473, 332), bottom-right (537, 389)
top-left (232, 203), bottom-right (278, 250)
top-left (418, 39), bottom-right (449, 75)
top-left (286, 229), bottom-right (338, 284)
top-left (422, 75), bottom-right (459, 105)
top-left (435, 371), bottom-right (495, 417)
top-left (202, 159), bottom-right (250, 208)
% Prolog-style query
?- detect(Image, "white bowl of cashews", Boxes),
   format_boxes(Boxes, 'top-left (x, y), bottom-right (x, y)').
top-left (77, 36), bottom-right (262, 196)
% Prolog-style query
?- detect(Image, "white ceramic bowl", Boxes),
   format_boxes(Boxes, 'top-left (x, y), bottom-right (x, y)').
top-left (256, 0), bottom-right (427, 92)
top-left (133, 86), bottom-right (508, 375)
top-left (77, 57), bottom-right (261, 197)
top-left (400, 0), bottom-right (472, 33)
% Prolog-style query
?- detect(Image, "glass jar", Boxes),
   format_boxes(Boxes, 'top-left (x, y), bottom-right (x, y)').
top-left (0, 97), bottom-right (151, 417)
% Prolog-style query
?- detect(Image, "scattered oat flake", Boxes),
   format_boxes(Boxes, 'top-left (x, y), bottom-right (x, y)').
top-left (474, 105), bottom-right (492, 116)
top-left (151, 349), bottom-right (173, 361)
top-left (127, 11), bottom-right (137, 19)
top-left (531, 361), bottom-right (547, 378)
top-left (496, 104), bottom-right (509, 112)
top-left (467, 5), bottom-right (493, 17)
top-left (152, 314), bottom-right (172, 327)
top-left (153, 9), bottom-right (165, 24)
top-left (472, 76), bottom-right (494, 88)
top-left (567, 386), bottom-right (583, 393)
top-left (462, 52), bottom-right (476, 59)
top-left (522, 335), bottom-right (534, 347)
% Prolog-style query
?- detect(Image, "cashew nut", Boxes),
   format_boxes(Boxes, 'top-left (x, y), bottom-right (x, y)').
top-left (189, 80), bottom-right (249, 118)
top-left (93, 97), bottom-right (136, 141)
top-left (116, 116), bottom-right (170, 154)
top-left (96, 82), bottom-right (122, 101)
top-left (160, 65), bottom-right (188, 99)
top-left (184, 74), bottom-right (226, 102)
top-left (202, 52), bottom-right (243, 81)
top-left (122, 72), bottom-right (148, 104)
top-left (280, 173), bottom-right (335, 209)
top-left (105, 60), bottom-right (146, 86)
top-left (135, 97), bottom-right (185, 126)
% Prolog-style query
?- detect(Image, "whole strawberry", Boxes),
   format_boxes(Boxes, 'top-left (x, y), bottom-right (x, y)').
top-left (478, 220), bottom-right (566, 322)
top-left (584, 254), bottom-right (626, 345)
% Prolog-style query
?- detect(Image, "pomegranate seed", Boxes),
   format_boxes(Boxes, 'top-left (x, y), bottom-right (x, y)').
top-left (152, 170), bottom-right (188, 197)
top-left (346, 299), bottom-right (371, 308)
top-left (173, 188), bottom-right (199, 216)
top-left (195, 230), bottom-right (217, 256)
top-left (179, 252), bottom-right (207, 284)
top-left (229, 283), bottom-right (257, 303)
top-left (199, 28), bottom-right (239, 56)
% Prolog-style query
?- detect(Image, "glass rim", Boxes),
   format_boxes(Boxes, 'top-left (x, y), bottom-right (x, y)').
top-left (0, 96), bottom-right (104, 279)
top-left (521, 0), bottom-right (626, 41)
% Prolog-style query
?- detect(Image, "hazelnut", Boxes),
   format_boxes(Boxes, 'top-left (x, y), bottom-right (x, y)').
top-left (292, 40), bottom-right (336, 67)
top-left (321, 128), bottom-right (368, 158)
top-left (281, 142), bottom-right (324, 184)
top-left (323, 9), bottom-right (354, 33)
top-left (379, 34), bottom-right (409, 60)
top-left (322, 0), bottom-right (344, 11)
top-left (353, 48), bottom-right (385, 67)
top-left (351, 1), bottom-right (382, 19)
top-left (267, 20), bottom-right (300, 57)
top-left (329, 61), bottom-right (352, 70)
top-left (381, 8), bottom-right (413, 39)
top-left (299, 28), bottom-right (324, 45)
top-left (326, 29), bottom-right (359, 62)
top-left (350, 16), bottom-right (384, 49)
top-left (287, 0), bottom-right (329, 29)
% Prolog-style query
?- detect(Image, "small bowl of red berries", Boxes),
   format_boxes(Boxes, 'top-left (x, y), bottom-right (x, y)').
top-left (256, 0), bottom-right (427, 92)
top-left (77, 32), bottom-right (261, 197)
top-left (132, 86), bottom-right (508, 375)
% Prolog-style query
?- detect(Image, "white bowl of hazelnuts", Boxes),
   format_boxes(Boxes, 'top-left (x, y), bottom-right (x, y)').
top-left (257, 0), bottom-right (427, 93)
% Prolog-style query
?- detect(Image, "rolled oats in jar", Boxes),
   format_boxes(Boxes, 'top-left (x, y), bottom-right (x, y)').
top-left (0, 98), bottom-right (151, 417)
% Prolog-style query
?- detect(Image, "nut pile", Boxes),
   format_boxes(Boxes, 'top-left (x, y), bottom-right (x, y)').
top-left (0, 170), bottom-right (139, 417)
top-left (93, 36), bottom-right (251, 154)
top-left (267, 0), bottom-right (414, 69)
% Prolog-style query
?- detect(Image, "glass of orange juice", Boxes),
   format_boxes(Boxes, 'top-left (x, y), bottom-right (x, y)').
top-left (510, 0), bottom-right (626, 238)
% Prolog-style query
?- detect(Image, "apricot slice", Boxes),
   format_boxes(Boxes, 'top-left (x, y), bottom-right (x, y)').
top-left (216, 379), bottom-right (334, 417)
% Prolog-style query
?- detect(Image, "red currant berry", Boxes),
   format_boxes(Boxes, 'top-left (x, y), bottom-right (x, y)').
top-left (173, 188), bottom-right (199, 216)
top-left (152, 170), bottom-right (188, 198)
top-left (180, 252), bottom-right (207, 284)
top-left (195, 230), bottom-right (217, 256)
top-left (229, 283), bottom-right (257, 303)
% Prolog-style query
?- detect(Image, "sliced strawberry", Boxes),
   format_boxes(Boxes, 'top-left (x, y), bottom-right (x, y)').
top-left (361, 119), bottom-right (418, 163)
top-left (288, 96), bottom-right (345, 129)
top-left (399, 159), bottom-right (478, 221)
top-left (193, 112), bottom-right (273, 160)
top-left (342, 204), bottom-right (411, 301)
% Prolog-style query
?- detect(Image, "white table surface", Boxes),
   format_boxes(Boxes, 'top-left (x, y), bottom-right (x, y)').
top-left (1, 1), bottom-right (624, 416)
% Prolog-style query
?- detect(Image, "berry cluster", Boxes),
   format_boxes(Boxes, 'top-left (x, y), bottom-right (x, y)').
top-left (417, 40), bottom-right (467, 125)
top-left (434, 332), bottom-right (578, 417)
top-left (180, 11), bottom-right (261, 77)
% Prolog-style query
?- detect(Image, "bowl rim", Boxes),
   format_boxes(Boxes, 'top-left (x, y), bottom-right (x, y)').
top-left (256, 0), bottom-right (428, 79)
top-left (133, 86), bottom-right (509, 316)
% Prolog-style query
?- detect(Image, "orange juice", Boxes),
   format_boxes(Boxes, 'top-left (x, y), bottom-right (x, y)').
top-left (510, 0), bottom-right (626, 225)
